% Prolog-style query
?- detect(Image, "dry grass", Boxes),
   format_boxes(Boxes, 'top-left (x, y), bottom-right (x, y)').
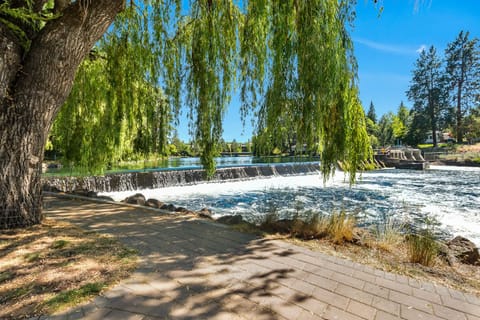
top-left (406, 231), bottom-right (438, 267)
top-left (260, 211), bottom-right (356, 245)
top-left (0, 219), bottom-right (137, 319)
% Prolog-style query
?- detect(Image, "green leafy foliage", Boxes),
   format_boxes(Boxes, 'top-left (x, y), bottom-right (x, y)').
top-left (50, 0), bottom-right (370, 180)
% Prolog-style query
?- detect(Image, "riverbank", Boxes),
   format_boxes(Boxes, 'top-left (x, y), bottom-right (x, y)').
top-left (54, 191), bottom-right (480, 297)
top-left (35, 196), bottom-right (480, 319)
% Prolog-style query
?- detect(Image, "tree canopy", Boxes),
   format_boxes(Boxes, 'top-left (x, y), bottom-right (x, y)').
top-left (0, 0), bottom-right (372, 228)
top-left (50, 0), bottom-right (371, 181)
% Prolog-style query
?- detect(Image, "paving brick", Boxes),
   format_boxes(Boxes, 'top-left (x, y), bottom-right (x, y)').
top-left (400, 305), bottom-right (440, 320)
top-left (311, 287), bottom-right (350, 310)
top-left (374, 310), bottom-right (401, 320)
top-left (374, 269), bottom-right (385, 277)
top-left (395, 274), bottom-right (410, 285)
top-left (432, 283), bottom-right (450, 295)
top-left (304, 272), bottom-right (338, 291)
top-left (465, 293), bottom-right (480, 306)
top-left (286, 279), bottom-right (316, 296)
top-left (335, 283), bottom-right (374, 305)
top-left (376, 277), bottom-right (413, 295)
top-left (295, 309), bottom-right (324, 320)
top-left (82, 309), bottom-right (112, 320)
top-left (412, 287), bottom-right (442, 304)
top-left (384, 272), bottom-right (396, 281)
top-left (269, 299), bottom-right (307, 320)
top-left (449, 288), bottom-right (467, 301)
top-left (389, 291), bottom-right (433, 314)
top-left (364, 282), bottom-right (390, 298)
top-left (347, 300), bottom-right (377, 320)
top-left (98, 310), bottom-right (144, 320)
top-left (289, 296), bottom-right (327, 317)
top-left (322, 305), bottom-right (365, 320)
top-left (408, 278), bottom-right (421, 289)
top-left (331, 271), bottom-right (365, 290)
top-left (467, 315), bottom-right (480, 320)
top-left (371, 296), bottom-right (400, 316)
top-left (441, 295), bottom-right (480, 317)
top-left (353, 270), bottom-right (377, 284)
top-left (432, 304), bottom-right (467, 320)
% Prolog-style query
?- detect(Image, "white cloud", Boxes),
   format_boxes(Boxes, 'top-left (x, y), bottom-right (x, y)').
top-left (354, 37), bottom-right (423, 56)
top-left (416, 44), bottom-right (427, 53)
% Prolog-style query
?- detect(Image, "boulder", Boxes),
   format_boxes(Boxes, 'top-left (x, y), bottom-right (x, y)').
top-left (437, 242), bottom-right (456, 266)
top-left (217, 215), bottom-right (244, 225)
top-left (124, 193), bottom-right (146, 206)
top-left (146, 198), bottom-right (164, 208)
top-left (161, 204), bottom-right (176, 212)
top-left (446, 236), bottom-right (480, 265)
top-left (351, 228), bottom-right (374, 245)
top-left (97, 195), bottom-right (115, 202)
top-left (72, 189), bottom-right (95, 197)
top-left (175, 207), bottom-right (189, 213)
top-left (198, 208), bottom-right (213, 219)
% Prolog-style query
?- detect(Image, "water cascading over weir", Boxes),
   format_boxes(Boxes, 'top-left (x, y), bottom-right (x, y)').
top-left (42, 163), bottom-right (321, 193)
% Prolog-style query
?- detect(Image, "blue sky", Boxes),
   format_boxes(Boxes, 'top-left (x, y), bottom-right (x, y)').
top-left (177, 1), bottom-right (480, 142)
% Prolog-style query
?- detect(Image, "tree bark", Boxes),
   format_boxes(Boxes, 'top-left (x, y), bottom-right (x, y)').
top-left (0, 0), bottom-right (124, 228)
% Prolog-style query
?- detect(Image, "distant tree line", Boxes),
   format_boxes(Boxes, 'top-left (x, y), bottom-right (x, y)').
top-left (366, 31), bottom-right (480, 148)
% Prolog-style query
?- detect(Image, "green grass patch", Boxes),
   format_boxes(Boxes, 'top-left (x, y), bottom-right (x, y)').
top-left (44, 282), bottom-right (105, 312)
top-left (4, 285), bottom-right (33, 301)
top-left (0, 271), bottom-right (13, 283)
top-left (51, 239), bottom-right (69, 249)
top-left (23, 252), bottom-right (42, 262)
top-left (117, 247), bottom-right (138, 260)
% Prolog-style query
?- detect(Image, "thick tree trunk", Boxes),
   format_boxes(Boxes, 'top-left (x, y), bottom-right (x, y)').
top-left (0, 0), bottom-right (124, 228)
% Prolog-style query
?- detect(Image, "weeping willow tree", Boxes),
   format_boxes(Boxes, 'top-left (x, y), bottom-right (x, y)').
top-left (0, 0), bottom-right (370, 228)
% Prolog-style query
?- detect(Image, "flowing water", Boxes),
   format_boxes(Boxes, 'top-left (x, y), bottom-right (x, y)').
top-left (103, 165), bottom-right (480, 246)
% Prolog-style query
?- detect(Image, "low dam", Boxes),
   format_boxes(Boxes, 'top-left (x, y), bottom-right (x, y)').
top-left (374, 147), bottom-right (429, 170)
top-left (42, 163), bottom-right (320, 193)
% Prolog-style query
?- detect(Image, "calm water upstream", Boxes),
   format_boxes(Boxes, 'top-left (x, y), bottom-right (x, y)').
top-left (104, 165), bottom-right (480, 246)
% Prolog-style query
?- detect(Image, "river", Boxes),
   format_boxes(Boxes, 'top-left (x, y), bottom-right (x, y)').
top-left (103, 165), bottom-right (480, 246)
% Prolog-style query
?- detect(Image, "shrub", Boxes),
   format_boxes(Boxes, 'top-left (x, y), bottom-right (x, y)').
top-left (291, 214), bottom-right (328, 239)
top-left (407, 230), bottom-right (438, 266)
top-left (374, 218), bottom-right (404, 252)
top-left (327, 211), bottom-right (356, 244)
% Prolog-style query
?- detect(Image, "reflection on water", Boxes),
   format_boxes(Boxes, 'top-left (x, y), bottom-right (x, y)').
top-left (45, 156), bottom-right (319, 176)
top-left (104, 165), bottom-right (480, 247)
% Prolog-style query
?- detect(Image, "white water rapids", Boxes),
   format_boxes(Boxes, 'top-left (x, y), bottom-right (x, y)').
top-left (102, 165), bottom-right (480, 246)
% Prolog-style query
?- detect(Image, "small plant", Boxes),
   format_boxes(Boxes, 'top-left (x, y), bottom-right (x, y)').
top-left (51, 239), bottom-right (69, 249)
top-left (44, 282), bottom-right (105, 312)
top-left (23, 252), bottom-right (41, 262)
top-left (291, 213), bottom-right (328, 239)
top-left (374, 218), bottom-right (404, 252)
top-left (327, 211), bottom-right (356, 244)
top-left (407, 229), bottom-right (438, 267)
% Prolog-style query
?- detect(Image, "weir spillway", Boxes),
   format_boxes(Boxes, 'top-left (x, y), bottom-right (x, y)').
top-left (42, 163), bottom-right (320, 193)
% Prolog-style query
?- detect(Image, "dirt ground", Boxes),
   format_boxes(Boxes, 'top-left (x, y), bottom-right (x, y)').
top-left (0, 219), bottom-right (137, 319)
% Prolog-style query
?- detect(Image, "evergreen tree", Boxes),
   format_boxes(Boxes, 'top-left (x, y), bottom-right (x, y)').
top-left (377, 112), bottom-right (395, 147)
top-left (445, 31), bottom-right (480, 143)
top-left (367, 101), bottom-right (377, 123)
top-left (406, 46), bottom-right (449, 147)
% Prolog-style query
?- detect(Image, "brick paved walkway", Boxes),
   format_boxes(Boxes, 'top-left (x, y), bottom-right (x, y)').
top-left (40, 196), bottom-right (480, 320)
